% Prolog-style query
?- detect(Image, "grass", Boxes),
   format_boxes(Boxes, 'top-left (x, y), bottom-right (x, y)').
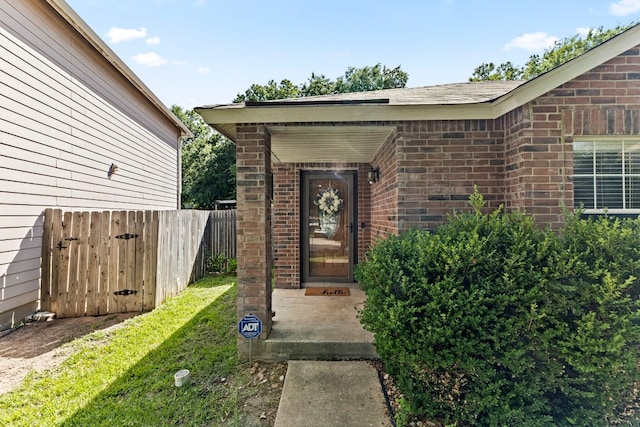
top-left (0, 275), bottom-right (244, 427)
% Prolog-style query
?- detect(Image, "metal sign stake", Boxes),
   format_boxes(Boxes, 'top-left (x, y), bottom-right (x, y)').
top-left (238, 314), bottom-right (262, 366)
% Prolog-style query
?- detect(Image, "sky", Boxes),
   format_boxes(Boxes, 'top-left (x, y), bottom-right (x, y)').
top-left (65, 0), bottom-right (640, 110)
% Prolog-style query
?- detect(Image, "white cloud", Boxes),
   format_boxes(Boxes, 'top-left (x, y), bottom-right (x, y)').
top-left (173, 59), bottom-right (188, 66)
top-left (146, 36), bottom-right (160, 45)
top-left (106, 26), bottom-right (147, 43)
top-left (132, 52), bottom-right (168, 67)
top-left (610, 0), bottom-right (640, 16)
top-left (197, 67), bottom-right (210, 74)
top-left (504, 32), bottom-right (559, 52)
top-left (576, 27), bottom-right (592, 37)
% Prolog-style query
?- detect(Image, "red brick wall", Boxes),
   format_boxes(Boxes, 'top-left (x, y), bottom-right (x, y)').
top-left (235, 124), bottom-right (272, 335)
top-left (394, 119), bottom-right (505, 231)
top-left (272, 163), bottom-right (299, 289)
top-left (504, 45), bottom-right (640, 228)
top-left (370, 128), bottom-right (399, 239)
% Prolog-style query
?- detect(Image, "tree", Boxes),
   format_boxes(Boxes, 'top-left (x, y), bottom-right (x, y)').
top-left (469, 61), bottom-right (523, 81)
top-left (172, 105), bottom-right (236, 209)
top-left (470, 23), bottom-right (635, 81)
top-left (234, 63), bottom-right (409, 102)
top-left (334, 64), bottom-right (408, 93)
top-left (300, 72), bottom-right (336, 97)
top-left (233, 79), bottom-right (300, 103)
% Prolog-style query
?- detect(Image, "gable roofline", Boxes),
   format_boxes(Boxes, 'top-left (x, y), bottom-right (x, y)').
top-left (492, 21), bottom-right (640, 116)
top-left (196, 22), bottom-right (640, 142)
top-left (44, 0), bottom-right (191, 138)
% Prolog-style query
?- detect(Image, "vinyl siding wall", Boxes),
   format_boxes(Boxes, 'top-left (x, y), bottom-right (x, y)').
top-left (0, 0), bottom-right (182, 330)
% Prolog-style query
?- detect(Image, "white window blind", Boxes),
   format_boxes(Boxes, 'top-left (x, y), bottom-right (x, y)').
top-left (573, 140), bottom-right (640, 213)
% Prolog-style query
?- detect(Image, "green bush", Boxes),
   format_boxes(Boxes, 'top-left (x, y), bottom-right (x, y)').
top-left (356, 191), bottom-right (640, 426)
top-left (206, 253), bottom-right (237, 274)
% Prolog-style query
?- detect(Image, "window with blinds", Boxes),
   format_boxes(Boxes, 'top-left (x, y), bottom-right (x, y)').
top-left (573, 140), bottom-right (640, 213)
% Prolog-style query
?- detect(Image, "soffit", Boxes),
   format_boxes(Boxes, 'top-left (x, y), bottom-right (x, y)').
top-left (267, 125), bottom-right (395, 163)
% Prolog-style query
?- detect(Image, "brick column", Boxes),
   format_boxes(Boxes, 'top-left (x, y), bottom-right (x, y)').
top-left (235, 124), bottom-right (272, 351)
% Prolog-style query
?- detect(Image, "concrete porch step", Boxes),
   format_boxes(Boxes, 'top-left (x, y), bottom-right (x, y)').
top-left (253, 336), bottom-right (378, 361)
top-left (250, 287), bottom-right (378, 361)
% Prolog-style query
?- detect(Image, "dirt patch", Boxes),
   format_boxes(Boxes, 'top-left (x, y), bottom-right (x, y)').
top-left (226, 362), bottom-right (288, 427)
top-left (0, 312), bottom-right (138, 395)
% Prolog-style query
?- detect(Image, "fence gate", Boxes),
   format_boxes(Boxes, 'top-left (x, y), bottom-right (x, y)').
top-left (42, 209), bottom-right (158, 318)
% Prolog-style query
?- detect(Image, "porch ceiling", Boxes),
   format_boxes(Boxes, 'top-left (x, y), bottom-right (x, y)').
top-left (267, 125), bottom-right (395, 164)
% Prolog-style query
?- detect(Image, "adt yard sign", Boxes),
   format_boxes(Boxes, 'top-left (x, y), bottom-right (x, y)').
top-left (238, 314), bottom-right (262, 339)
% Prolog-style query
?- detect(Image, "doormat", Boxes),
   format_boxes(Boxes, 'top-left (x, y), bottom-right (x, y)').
top-left (305, 287), bottom-right (350, 296)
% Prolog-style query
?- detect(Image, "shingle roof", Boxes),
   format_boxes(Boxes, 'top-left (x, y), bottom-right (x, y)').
top-left (202, 80), bottom-right (527, 109)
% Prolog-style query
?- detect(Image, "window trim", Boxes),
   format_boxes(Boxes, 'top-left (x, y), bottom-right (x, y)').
top-left (573, 137), bottom-right (640, 215)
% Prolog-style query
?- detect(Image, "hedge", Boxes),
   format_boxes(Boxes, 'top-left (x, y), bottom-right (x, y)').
top-left (356, 191), bottom-right (640, 426)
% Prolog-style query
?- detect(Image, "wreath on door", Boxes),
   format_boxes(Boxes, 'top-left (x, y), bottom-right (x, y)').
top-left (315, 187), bottom-right (344, 215)
top-left (315, 188), bottom-right (343, 238)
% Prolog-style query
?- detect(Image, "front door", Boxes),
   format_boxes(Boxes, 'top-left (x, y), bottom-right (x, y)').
top-left (302, 171), bottom-right (356, 283)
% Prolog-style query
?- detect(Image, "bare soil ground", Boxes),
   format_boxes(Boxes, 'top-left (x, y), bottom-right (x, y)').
top-left (228, 361), bottom-right (288, 427)
top-left (0, 313), bottom-right (138, 395)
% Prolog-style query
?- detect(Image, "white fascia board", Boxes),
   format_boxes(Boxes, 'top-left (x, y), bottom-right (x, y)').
top-left (196, 103), bottom-right (496, 127)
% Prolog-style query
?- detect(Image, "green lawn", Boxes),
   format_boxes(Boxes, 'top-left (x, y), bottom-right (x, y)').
top-left (0, 275), bottom-right (244, 427)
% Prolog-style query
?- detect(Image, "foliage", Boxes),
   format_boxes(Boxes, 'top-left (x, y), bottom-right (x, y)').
top-left (356, 190), bottom-right (640, 426)
top-left (172, 105), bottom-right (236, 209)
top-left (300, 72), bottom-right (336, 96)
top-left (333, 64), bottom-right (408, 94)
top-left (234, 63), bottom-right (408, 102)
top-left (206, 252), bottom-right (238, 274)
top-left (0, 276), bottom-right (239, 427)
top-left (233, 78), bottom-right (301, 102)
top-left (469, 23), bottom-right (636, 81)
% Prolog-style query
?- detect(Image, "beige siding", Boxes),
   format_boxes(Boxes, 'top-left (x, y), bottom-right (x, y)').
top-left (0, 0), bottom-right (182, 330)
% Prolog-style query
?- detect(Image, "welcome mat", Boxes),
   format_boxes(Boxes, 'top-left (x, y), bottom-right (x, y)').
top-left (305, 287), bottom-right (351, 296)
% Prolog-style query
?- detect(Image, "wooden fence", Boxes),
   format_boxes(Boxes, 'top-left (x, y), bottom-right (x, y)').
top-left (41, 209), bottom-right (236, 318)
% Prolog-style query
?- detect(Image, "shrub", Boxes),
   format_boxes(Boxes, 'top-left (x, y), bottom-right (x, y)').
top-left (356, 191), bottom-right (640, 426)
top-left (206, 253), bottom-right (237, 274)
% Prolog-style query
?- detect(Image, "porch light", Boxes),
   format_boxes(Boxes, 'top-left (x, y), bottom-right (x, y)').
top-left (367, 167), bottom-right (380, 184)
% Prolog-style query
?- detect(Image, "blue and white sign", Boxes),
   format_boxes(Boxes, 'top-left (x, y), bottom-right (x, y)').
top-left (238, 314), bottom-right (262, 339)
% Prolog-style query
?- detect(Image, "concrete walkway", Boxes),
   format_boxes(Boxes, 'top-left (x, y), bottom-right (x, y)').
top-left (274, 361), bottom-right (393, 427)
top-left (260, 287), bottom-right (392, 425)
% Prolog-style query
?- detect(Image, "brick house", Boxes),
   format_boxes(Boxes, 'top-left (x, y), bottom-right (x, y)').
top-left (196, 23), bottom-right (640, 338)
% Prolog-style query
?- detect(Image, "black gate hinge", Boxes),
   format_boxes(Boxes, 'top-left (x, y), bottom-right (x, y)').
top-left (115, 233), bottom-right (139, 240)
top-left (114, 289), bottom-right (138, 296)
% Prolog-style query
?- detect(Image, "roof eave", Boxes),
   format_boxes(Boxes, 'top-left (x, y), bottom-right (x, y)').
top-left (44, 0), bottom-right (192, 138)
top-left (195, 103), bottom-right (497, 142)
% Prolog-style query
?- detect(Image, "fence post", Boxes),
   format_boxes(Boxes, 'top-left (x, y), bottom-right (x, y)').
top-left (40, 209), bottom-right (53, 312)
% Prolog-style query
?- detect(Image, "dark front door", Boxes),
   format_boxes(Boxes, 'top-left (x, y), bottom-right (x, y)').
top-left (302, 171), bottom-right (356, 283)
